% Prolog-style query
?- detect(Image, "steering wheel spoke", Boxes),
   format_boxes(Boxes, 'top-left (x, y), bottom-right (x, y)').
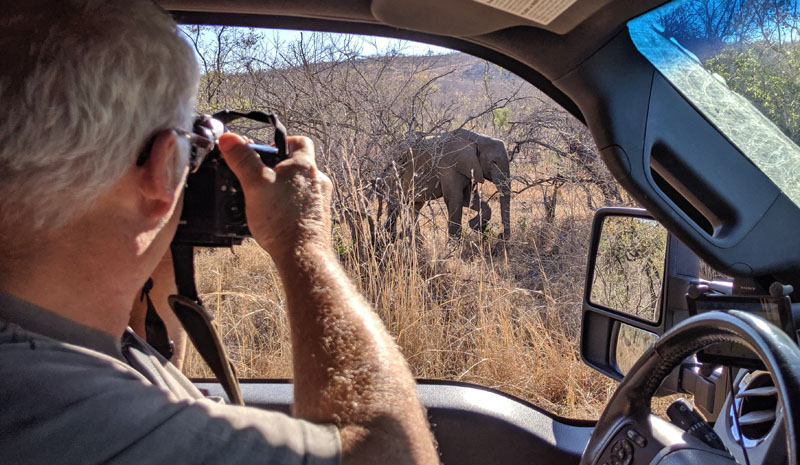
top-left (592, 414), bottom-right (729, 465)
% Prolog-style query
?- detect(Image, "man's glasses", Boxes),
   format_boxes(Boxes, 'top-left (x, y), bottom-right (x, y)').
top-left (177, 128), bottom-right (215, 173)
top-left (135, 127), bottom-right (215, 173)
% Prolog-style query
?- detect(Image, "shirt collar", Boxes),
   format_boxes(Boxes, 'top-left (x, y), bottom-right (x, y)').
top-left (0, 290), bottom-right (125, 362)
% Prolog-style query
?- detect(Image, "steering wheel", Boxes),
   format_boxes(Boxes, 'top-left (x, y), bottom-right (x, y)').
top-left (580, 311), bottom-right (800, 465)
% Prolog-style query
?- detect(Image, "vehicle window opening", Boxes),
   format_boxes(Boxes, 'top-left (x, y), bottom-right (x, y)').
top-left (178, 25), bottom-right (637, 420)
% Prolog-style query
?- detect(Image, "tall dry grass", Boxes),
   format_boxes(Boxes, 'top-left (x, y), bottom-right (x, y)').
top-left (183, 160), bottom-right (623, 419)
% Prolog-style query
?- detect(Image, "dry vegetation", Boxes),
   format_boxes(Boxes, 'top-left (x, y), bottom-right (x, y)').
top-left (180, 27), bottom-right (637, 419)
top-left (184, 175), bottom-right (633, 418)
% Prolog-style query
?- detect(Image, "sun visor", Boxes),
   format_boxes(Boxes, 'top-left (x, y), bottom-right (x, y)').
top-left (371, 0), bottom-right (591, 36)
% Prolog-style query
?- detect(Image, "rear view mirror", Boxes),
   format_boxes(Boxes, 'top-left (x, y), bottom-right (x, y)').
top-left (589, 215), bottom-right (667, 322)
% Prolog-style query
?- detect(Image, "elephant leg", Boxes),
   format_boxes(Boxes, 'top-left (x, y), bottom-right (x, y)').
top-left (467, 186), bottom-right (491, 232)
top-left (446, 195), bottom-right (464, 238)
top-left (412, 201), bottom-right (425, 237)
top-left (384, 204), bottom-right (400, 241)
top-left (440, 173), bottom-right (469, 239)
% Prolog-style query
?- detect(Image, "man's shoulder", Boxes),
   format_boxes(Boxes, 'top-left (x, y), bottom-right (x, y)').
top-left (0, 318), bottom-right (158, 407)
top-left (0, 318), bottom-right (203, 409)
top-left (0, 319), bottom-right (341, 465)
top-left (0, 317), bottom-right (140, 377)
top-left (0, 319), bottom-right (181, 462)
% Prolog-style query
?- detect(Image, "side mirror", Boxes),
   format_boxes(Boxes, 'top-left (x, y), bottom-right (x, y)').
top-left (581, 207), bottom-right (699, 381)
top-left (589, 214), bottom-right (667, 323)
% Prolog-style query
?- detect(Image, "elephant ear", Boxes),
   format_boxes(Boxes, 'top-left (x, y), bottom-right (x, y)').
top-left (453, 145), bottom-right (485, 183)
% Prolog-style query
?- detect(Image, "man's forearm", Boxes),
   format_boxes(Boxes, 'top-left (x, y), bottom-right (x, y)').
top-left (217, 134), bottom-right (437, 463)
top-left (274, 247), bottom-right (438, 464)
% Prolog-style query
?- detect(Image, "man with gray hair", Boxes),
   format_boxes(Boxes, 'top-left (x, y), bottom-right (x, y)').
top-left (0, 1), bottom-right (438, 464)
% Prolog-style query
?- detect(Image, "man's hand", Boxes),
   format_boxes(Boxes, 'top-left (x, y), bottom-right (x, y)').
top-left (217, 133), bottom-right (333, 264)
top-left (219, 132), bottom-right (439, 465)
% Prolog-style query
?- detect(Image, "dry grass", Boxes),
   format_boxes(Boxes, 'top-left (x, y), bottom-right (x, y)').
top-left (183, 162), bottom-right (624, 419)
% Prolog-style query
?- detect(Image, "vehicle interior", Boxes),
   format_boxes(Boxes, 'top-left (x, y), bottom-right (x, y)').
top-left (157, 0), bottom-right (800, 464)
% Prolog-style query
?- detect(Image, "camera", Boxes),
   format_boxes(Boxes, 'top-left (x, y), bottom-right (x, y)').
top-left (171, 110), bottom-right (288, 247)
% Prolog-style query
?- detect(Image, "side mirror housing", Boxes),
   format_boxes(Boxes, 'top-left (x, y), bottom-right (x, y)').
top-left (580, 207), bottom-right (700, 381)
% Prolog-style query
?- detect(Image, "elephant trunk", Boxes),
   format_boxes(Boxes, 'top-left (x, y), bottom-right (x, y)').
top-left (499, 188), bottom-right (511, 240)
top-left (491, 163), bottom-right (511, 239)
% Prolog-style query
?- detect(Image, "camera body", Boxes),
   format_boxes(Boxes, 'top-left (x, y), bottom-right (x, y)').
top-left (172, 111), bottom-right (287, 247)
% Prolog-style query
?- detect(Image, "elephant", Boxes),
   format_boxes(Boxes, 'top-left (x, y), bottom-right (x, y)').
top-left (378, 129), bottom-right (511, 240)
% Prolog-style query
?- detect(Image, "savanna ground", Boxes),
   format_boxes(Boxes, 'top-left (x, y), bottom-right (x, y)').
top-left (183, 160), bottom-right (630, 419)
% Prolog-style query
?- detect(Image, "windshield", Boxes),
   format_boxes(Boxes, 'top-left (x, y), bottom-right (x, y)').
top-left (628, 0), bottom-right (800, 207)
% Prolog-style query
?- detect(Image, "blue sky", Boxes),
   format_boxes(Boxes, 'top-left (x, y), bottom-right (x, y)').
top-left (267, 29), bottom-right (452, 56)
top-left (183, 25), bottom-right (454, 57)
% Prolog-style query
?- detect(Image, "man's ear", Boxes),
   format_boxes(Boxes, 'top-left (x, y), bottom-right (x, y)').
top-left (137, 130), bottom-right (184, 218)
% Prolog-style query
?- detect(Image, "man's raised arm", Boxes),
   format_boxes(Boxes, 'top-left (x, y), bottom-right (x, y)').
top-left (219, 133), bottom-right (439, 465)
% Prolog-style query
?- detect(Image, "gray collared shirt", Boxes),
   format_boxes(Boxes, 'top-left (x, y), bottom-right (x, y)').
top-left (0, 290), bottom-right (340, 465)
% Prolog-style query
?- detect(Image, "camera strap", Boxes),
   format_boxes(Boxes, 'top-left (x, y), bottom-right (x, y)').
top-left (166, 243), bottom-right (244, 405)
top-left (156, 109), bottom-right (288, 406)
top-left (141, 278), bottom-right (174, 360)
top-left (211, 110), bottom-right (288, 158)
